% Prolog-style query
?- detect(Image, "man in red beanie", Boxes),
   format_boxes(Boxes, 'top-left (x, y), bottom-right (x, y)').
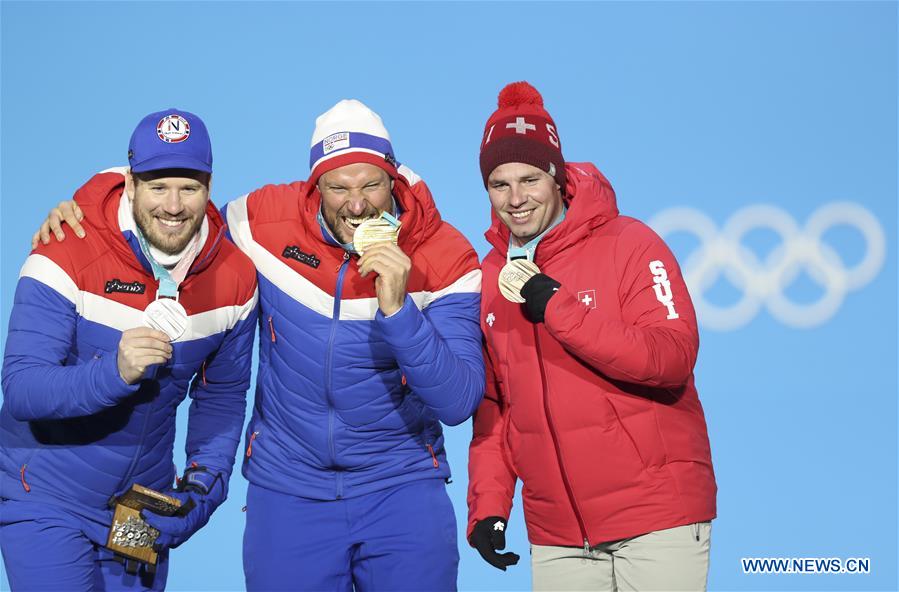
top-left (467, 81), bottom-right (717, 590)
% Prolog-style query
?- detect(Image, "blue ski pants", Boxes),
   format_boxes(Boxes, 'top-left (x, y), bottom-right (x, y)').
top-left (243, 478), bottom-right (459, 591)
top-left (0, 499), bottom-right (168, 591)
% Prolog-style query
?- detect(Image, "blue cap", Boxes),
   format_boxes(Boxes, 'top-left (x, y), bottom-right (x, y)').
top-left (128, 109), bottom-right (212, 173)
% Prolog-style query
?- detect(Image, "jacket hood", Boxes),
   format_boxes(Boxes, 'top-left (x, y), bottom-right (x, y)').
top-left (484, 162), bottom-right (619, 263)
top-left (75, 169), bottom-right (229, 276)
top-left (299, 164), bottom-right (443, 255)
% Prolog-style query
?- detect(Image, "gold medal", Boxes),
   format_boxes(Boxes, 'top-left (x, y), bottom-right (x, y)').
top-left (498, 259), bottom-right (540, 303)
top-left (143, 298), bottom-right (188, 340)
top-left (353, 217), bottom-right (400, 255)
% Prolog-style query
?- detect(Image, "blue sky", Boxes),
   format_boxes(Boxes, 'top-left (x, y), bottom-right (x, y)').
top-left (2, 2), bottom-right (896, 590)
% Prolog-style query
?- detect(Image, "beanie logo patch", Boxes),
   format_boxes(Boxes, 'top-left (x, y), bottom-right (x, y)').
top-left (156, 115), bottom-right (191, 144)
top-left (548, 163), bottom-right (556, 177)
top-left (506, 117), bottom-right (537, 135)
top-left (323, 132), bottom-right (350, 155)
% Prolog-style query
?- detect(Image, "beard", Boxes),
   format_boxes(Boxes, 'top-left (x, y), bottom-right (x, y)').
top-left (133, 205), bottom-right (204, 256)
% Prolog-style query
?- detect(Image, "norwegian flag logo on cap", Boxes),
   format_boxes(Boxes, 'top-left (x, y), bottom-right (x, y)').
top-left (157, 114), bottom-right (191, 144)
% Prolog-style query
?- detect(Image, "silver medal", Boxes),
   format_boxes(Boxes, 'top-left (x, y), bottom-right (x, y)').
top-left (143, 298), bottom-right (188, 340)
top-left (498, 259), bottom-right (541, 303)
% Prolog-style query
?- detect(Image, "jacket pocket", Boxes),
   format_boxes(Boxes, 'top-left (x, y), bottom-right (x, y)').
top-left (267, 316), bottom-right (276, 343)
top-left (244, 429), bottom-right (260, 460)
top-left (502, 413), bottom-right (519, 475)
top-left (503, 412), bottom-right (528, 478)
top-left (603, 398), bottom-right (650, 470)
top-left (15, 447), bottom-right (44, 493)
top-left (425, 442), bottom-right (440, 469)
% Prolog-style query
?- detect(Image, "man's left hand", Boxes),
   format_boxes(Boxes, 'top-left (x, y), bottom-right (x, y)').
top-left (141, 491), bottom-right (212, 550)
top-left (358, 242), bottom-right (411, 316)
top-left (520, 273), bottom-right (561, 323)
top-left (141, 466), bottom-right (224, 549)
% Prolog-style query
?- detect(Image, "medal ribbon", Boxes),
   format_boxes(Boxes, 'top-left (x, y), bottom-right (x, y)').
top-left (134, 227), bottom-right (179, 299)
top-left (379, 210), bottom-right (401, 228)
top-left (507, 205), bottom-right (568, 263)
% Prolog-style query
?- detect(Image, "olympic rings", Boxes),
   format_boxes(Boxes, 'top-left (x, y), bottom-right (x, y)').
top-left (648, 203), bottom-right (886, 330)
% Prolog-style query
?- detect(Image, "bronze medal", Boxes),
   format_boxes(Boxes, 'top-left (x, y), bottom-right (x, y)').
top-left (498, 259), bottom-right (540, 303)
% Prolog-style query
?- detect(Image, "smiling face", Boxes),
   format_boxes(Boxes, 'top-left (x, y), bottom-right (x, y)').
top-left (126, 168), bottom-right (210, 255)
top-left (487, 162), bottom-right (564, 246)
top-left (318, 162), bottom-right (394, 244)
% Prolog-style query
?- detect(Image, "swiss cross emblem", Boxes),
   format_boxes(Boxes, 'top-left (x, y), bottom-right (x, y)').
top-left (506, 117), bottom-right (536, 135)
top-left (577, 290), bottom-right (597, 310)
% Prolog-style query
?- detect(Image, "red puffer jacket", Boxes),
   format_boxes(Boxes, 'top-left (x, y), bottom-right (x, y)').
top-left (468, 162), bottom-right (716, 548)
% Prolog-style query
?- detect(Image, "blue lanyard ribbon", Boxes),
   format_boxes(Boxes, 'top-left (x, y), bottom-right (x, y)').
top-left (507, 205), bottom-right (567, 261)
top-left (134, 227), bottom-right (179, 299)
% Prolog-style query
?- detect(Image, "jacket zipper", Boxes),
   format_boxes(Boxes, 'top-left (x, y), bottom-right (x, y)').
top-left (113, 213), bottom-right (217, 494)
top-left (116, 399), bottom-right (155, 493)
top-left (185, 224), bottom-right (227, 277)
top-left (534, 325), bottom-right (592, 552)
top-left (324, 252), bottom-right (351, 499)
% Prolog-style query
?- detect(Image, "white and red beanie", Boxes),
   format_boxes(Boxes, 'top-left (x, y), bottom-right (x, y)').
top-left (479, 81), bottom-right (565, 188)
top-left (308, 99), bottom-right (398, 186)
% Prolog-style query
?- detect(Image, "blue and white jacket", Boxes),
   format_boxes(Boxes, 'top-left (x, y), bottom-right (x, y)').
top-left (1, 169), bottom-right (258, 543)
top-left (226, 165), bottom-right (484, 500)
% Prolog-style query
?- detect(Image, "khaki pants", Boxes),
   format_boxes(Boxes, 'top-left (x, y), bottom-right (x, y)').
top-left (531, 522), bottom-right (711, 591)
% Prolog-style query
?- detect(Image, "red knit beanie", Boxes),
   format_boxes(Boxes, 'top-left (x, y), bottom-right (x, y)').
top-left (479, 81), bottom-right (565, 188)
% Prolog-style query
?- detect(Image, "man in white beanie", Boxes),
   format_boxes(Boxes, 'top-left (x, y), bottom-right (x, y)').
top-left (33, 100), bottom-right (485, 591)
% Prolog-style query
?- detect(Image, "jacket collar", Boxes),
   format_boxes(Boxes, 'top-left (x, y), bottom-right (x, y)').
top-left (77, 169), bottom-right (228, 278)
top-left (484, 162), bottom-right (619, 265)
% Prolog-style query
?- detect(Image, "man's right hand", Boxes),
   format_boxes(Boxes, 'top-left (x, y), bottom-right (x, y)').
top-left (31, 199), bottom-right (85, 249)
top-left (117, 327), bottom-right (173, 384)
top-left (470, 516), bottom-right (520, 571)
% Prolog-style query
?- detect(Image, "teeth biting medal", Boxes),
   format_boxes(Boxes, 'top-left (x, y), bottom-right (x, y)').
top-left (353, 211), bottom-right (401, 255)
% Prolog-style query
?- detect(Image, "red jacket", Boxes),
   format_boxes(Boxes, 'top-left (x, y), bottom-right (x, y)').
top-left (467, 162), bottom-right (716, 547)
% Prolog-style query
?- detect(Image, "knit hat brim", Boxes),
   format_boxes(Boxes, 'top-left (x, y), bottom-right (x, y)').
top-left (308, 151), bottom-right (398, 189)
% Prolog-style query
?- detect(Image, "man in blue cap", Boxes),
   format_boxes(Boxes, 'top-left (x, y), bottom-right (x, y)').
top-left (29, 99), bottom-right (485, 591)
top-left (1, 109), bottom-right (258, 590)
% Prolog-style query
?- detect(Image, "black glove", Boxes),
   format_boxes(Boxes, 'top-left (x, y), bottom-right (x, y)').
top-left (469, 516), bottom-right (520, 571)
top-left (520, 273), bottom-right (561, 323)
